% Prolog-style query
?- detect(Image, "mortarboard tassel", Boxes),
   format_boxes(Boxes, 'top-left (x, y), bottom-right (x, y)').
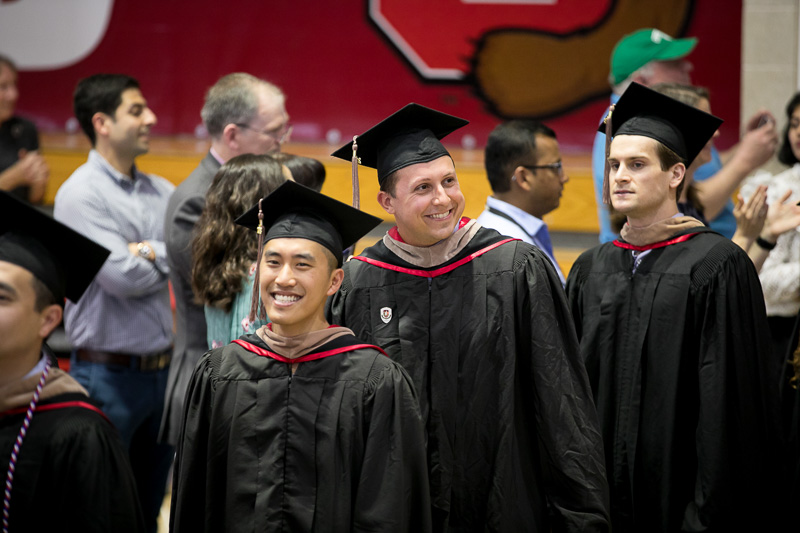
top-left (351, 135), bottom-right (361, 210)
top-left (602, 104), bottom-right (615, 205)
top-left (340, 136), bottom-right (362, 261)
top-left (248, 198), bottom-right (266, 323)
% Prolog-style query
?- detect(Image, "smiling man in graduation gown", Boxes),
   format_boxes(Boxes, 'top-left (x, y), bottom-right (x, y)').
top-left (0, 192), bottom-right (145, 532)
top-left (566, 83), bottom-right (782, 532)
top-left (170, 181), bottom-right (431, 533)
top-left (327, 104), bottom-right (610, 532)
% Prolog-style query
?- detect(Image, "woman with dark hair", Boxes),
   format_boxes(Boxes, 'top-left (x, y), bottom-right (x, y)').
top-left (741, 92), bottom-right (800, 360)
top-left (191, 154), bottom-right (287, 348)
top-left (769, 97), bottom-right (800, 523)
top-left (271, 152), bottom-right (326, 192)
top-left (778, 93), bottom-right (800, 167)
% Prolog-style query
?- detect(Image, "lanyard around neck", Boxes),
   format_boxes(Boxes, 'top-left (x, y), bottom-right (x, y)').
top-left (487, 206), bottom-right (538, 243)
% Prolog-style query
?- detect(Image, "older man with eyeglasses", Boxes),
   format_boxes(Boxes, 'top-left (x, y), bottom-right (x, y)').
top-left (160, 73), bottom-right (290, 448)
top-left (477, 119), bottom-right (569, 285)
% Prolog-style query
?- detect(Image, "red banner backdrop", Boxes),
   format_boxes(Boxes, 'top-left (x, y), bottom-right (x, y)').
top-left (7, 0), bottom-right (741, 151)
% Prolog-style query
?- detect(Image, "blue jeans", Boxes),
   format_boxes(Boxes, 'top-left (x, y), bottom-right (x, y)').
top-left (70, 353), bottom-right (174, 533)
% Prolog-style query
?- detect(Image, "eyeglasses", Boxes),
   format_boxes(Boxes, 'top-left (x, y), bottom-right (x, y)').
top-left (235, 122), bottom-right (293, 144)
top-left (522, 161), bottom-right (563, 175)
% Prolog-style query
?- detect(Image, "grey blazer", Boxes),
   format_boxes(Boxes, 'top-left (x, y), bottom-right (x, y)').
top-left (160, 151), bottom-right (221, 446)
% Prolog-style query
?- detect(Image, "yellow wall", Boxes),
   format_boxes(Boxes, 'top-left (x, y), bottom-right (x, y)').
top-left (40, 137), bottom-right (600, 234)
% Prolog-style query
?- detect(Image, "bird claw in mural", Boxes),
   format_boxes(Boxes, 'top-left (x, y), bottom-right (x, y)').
top-left (371, 0), bottom-right (694, 119)
top-left (469, 0), bottom-right (693, 118)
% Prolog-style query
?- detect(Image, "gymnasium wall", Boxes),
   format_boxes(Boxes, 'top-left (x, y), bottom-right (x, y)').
top-left (2, 0), bottom-right (742, 151)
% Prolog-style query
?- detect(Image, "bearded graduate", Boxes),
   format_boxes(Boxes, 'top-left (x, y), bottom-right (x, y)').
top-left (170, 181), bottom-right (431, 533)
top-left (566, 83), bottom-right (784, 532)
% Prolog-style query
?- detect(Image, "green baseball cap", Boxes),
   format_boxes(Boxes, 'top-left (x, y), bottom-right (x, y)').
top-left (610, 28), bottom-right (697, 85)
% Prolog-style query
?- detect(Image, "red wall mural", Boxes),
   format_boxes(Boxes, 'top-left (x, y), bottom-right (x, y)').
top-left (5, 0), bottom-right (742, 151)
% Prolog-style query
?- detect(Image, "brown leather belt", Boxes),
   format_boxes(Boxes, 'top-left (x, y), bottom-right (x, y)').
top-left (76, 348), bottom-right (172, 372)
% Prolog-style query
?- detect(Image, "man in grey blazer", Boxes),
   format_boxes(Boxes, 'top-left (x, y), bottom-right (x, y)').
top-left (160, 73), bottom-right (289, 445)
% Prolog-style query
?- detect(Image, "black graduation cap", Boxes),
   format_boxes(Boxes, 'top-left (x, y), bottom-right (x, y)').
top-left (235, 180), bottom-right (382, 267)
top-left (0, 192), bottom-right (110, 303)
top-left (597, 82), bottom-right (722, 204)
top-left (598, 82), bottom-right (722, 165)
top-left (331, 103), bottom-right (469, 187)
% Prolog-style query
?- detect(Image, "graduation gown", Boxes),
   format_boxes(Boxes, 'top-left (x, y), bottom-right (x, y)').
top-left (566, 227), bottom-right (780, 532)
top-left (782, 315), bottom-right (800, 515)
top-left (171, 332), bottom-right (431, 533)
top-left (0, 392), bottom-right (145, 532)
top-left (327, 226), bottom-right (610, 532)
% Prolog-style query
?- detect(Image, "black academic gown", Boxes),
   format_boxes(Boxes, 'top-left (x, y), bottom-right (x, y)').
top-left (171, 333), bottom-right (431, 533)
top-left (566, 227), bottom-right (781, 532)
top-left (327, 227), bottom-right (610, 532)
top-left (0, 392), bottom-right (145, 532)
top-left (782, 315), bottom-right (800, 516)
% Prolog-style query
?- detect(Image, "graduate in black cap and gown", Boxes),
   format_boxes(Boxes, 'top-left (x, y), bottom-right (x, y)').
top-left (0, 191), bottom-right (145, 532)
top-left (566, 83), bottom-right (782, 532)
top-left (327, 104), bottom-right (610, 532)
top-left (170, 181), bottom-right (431, 533)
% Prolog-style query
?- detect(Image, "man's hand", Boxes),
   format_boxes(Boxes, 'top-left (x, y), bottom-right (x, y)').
top-left (128, 241), bottom-right (156, 262)
top-left (744, 109), bottom-right (776, 132)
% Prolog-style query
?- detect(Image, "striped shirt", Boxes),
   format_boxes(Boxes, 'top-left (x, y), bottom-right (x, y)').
top-left (54, 150), bottom-right (174, 354)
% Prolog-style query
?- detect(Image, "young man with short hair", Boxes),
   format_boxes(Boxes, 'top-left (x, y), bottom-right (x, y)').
top-left (171, 181), bottom-right (431, 533)
top-left (477, 120), bottom-right (569, 284)
top-left (592, 28), bottom-right (778, 242)
top-left (567, 82), bottom-right (781, 531)
top-left (328, 104), bottom-right (610, 531)
top-left (0, 191), bottom-right (145, 532)
top-left (54, 73), bottom-right (174, 533)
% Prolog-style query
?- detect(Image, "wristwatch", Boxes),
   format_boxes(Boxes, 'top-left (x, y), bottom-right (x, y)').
top-left (137, 242), bottom-right (154, 260)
